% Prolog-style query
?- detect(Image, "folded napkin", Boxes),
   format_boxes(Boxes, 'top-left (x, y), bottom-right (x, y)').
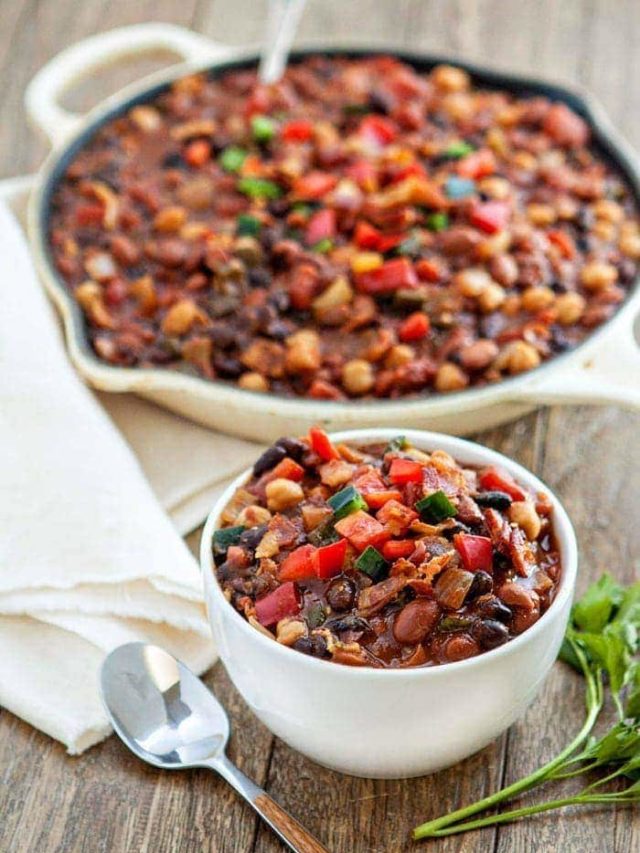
top-left (0, 181), bottom-right (262, 753)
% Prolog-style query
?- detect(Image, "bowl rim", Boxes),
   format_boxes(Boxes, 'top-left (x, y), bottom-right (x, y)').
top-left (200, 428), bottom-right (578, 680)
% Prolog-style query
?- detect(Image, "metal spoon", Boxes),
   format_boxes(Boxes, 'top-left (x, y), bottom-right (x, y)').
top-left (259, 0), bottom-right (308, 84)
top-left (100, 643), bottom-right (328, 853)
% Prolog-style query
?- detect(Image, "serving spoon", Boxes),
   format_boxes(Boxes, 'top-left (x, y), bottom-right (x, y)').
top-left (101, 642), bottom-right (328, 853)
top-left (259, 0), bottom-right (308, 84)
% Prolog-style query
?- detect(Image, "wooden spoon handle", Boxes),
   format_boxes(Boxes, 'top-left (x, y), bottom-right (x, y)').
top-left (209, 755), bottom-right (329, 853)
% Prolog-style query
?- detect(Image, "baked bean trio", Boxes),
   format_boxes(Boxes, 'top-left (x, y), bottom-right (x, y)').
top-left (213, 429), bottom-right (560, 667)
top-left (48, 56), bottom-right (639, 399)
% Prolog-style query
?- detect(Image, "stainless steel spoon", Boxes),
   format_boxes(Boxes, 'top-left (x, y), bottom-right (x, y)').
top-left (100, 642), bottom-right (328, 853)
top-left (259, 0), bottom-right (308, 84)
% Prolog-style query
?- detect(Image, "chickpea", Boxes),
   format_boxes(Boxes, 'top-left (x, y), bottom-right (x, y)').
top-left (442, 92), bottom-right (474, 122)
top-left (285, 329), bottom-right (321, 373)
top-left (592, 199), bottom-right (624, 223)
top-left (619, 230), bottom-right (640, 259)
top-left (75, 280), bottom-right (102, 310)
top-left (526, 203), bottom-right (556, 227)
top-left (509, 501), bottom-right (542, 540)
top-left (265, 478), bottom-right (304, 512)
top-left (592, 220), bottom-right (616, 241)
top-left (435, 362), bottom-right (469, 392)
top-left (502, 294), bottom-right (522, 316)
top-left (431, 64), bottom-right (470, 92)
top-left (235, 505), bottom-right (272, 527)
top-left (512, 151), bottom-right (537, 171)
top-left (161, 299), bottom-right (201, 336)
top-left (129, 105), bottom-right (162, 132)
top-left (478, 282), bottom-right (506, 313)
top-left (488, 254), bottom-right (519, 287)
top-left (459, 339), bottom-right (499, 372)
top-left (454, 267), bottom-right (492, 297)
top-left (521, 286), bottom-right (555, 312)
top-left (477, 230), bottom-right (512, 260)
top-left (385, 344), bottom-right (415, 368)
top-left (342, 359), bottom-right (375, 396)
top-left (500, 341), bottom-right (541, 375)
top-left (555, 196), bottom-right (579, 220)
top-left (478, 176), bottom-right (511, 200)
top-left (312, 276), bottom-right (353, 312)
top-left (153, 206), bottom-right (187, 232)
top-left (276, 619), bottom-right (306, 646)
top-left (580, 261), bottom-right (618, 291)
top-left (234, 236), bottom-right (263, 266)
top-left (238, 371), bottom-right (269, 392)
top-left (555, 292), bottom-right (586, 325)
top-left (485, 128), bottom-right (508, 157)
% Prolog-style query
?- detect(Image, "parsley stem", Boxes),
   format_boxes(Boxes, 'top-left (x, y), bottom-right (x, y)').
top-left (413, 643), bottom-right (603, 840)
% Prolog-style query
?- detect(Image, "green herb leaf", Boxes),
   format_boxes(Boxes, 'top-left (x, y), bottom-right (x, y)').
top-left (573, 573), bottom-right (624, 632)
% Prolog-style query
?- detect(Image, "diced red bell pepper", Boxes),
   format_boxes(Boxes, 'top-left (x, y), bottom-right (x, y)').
top-left (354, 221), bottom-right (405, 253)
top-left (288, 263), bottom-right (319, 310)
top-left (184, 139), bottom-right (211, 168)
top-left (278, 544), bottom-right (317, 581)
top-left (454, 533), bottom-right (494, 573)
top-left (547, 229), bottom-right (576, 259)
top-left (479, 467), bottom-right (527, 502)
top-left (293, 171), bottom-right (338, 199)
top-left (415, 258), bottom-right (444, 283)
top-left (309, 426), bottom-right (339, 461)
top-left (267, 458), bottom-right (305, 482)
top-left (388, 458), bottom-right (424, 484)
top-left (313, 538), bottom-right (348, 579)
top-left (352, 471), bottom-right (402, 509)
top-left (355, 258), bottom-right (419, 294)
top-left (457, 149), bottom-right (496, 180)
top-left (345, 159), bottom-right (378, 191)
top-left (281, 119), bottom-right (314, 142)
top-left (75, 204), bottom-right (105, 226)
top-left (399, 311), bottom-right (430, 342)
top-left (376, 499), bottom-right (418, 535)
top-left (255, 582), bottom-right (301, 626)
top-left (390, 161), bottom-right (427, 183)
top-left (470, 201), bottom-right (510, 234)
top-left (334, 510), bottom-right (390, 551)
top-left (305, 209), bottom-right (336, 246)
top-left (381, 539), bottom-right (416, 560)
top-left (359, 115), bottom-right (398, 145)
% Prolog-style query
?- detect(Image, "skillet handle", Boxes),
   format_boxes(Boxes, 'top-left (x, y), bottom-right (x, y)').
top-left (25, 23), bottom-right (234, 148)
top-left (513, 307), bottom-right (640, 411)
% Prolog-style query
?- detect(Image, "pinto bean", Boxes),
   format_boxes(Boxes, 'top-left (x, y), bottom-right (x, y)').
top-left (393, 599), bottom-right (440, 644)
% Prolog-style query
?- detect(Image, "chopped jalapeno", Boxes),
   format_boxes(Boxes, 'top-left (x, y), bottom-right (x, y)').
top-left (415, 490), bottom-right (456, 522)
top-left (328, 485), bottom-right (367, 520)
top-left (219, 146), bottom-right (247, 173)
top-left (426, 212), bottom-right (449, 232)
top-left (355, 546), bottom-right (389, 581)
top-left (439, 615), bottom-right (474, 632)
top-left (236, 214), bottom-right (262, 236)
top-left (212, 525), bottom-right (245, 555)
top-left (312, 237), bottom-right (334, 254)
top-left (385, 435), bottom-right (409, 453)
top-left (251, 115), bottom-right (276, 143)
top-left (443, 141), bottom-right (474, 159)
top-left (237, 177), bottom-right (282, 199)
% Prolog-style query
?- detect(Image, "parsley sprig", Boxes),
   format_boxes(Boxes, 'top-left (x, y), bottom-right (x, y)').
top-left (414, 573), bottom-right (640, 840)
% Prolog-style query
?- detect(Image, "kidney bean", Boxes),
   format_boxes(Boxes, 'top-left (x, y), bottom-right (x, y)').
top-left (393, 599), bottom-right (440, 645)
top-left (442, 633), bottom-right (480, 662)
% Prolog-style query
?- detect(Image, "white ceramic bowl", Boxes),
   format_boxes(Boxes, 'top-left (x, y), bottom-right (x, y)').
top-left (200, 429), bottom-right (577, 779)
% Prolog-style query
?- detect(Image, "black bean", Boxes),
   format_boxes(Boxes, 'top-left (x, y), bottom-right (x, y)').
top-left (239, 525), bottom-right (268, 550)
top-left (213, 354), bottom-right (244, 378)
top-left (252, 443), bottom-right (287, 476)
top-left (477, 597), bottom-right (513, 624)
top-left (465, 571), bottom-right (493, 601)
top-left (162, 152), bottom-right (185, 169)
top-left (368, 89), bottom-right (393, 114)
top-left (325, 614), bottom-right (370, 634)
top-left (248, 267), bottom-right (272, 288)
top-left (326, 577), bottom-right (357, 612)
top-left (472, 618), bottom-right (510, 649)
top-left (293, 635), bottom-right (330, 658)
top-left (275, 436), bottom-right (308, 462)
top-left (475, 490), bottom-right (512, 510)
top-left (208, 324), bottom-right (236, 349)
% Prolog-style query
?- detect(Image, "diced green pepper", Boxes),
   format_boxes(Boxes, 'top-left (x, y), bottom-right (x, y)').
top-left (312, 237), bottom-right (334, 254)
top-left (236, 214), bottom-right (262, 236)
top-left (327, 485), bottom-right (367, 520)
top-left (355, 546), bottom-right (389, 582)
top-left (307, 520), bottom-right (339, 547)
top-left (442, 141), bottom-right (474, 159)
top-left (426, 212), bottom-right (450, 232)
top-left (385, 435), bottom-right (409, 453)
top-left (439, 615), bottom-right (473, 632)
top-left (219, 146), bottom-right (247, 173)
top-left (212, 525), bottom-right (245, 556)
top-left (415, 490), bottom-right (456, 523)
top-left (237, 177), bottom-right (282, 200)
top-left (251, 115), bottom-right (276, 143)
top-left (306, 602), bottom-right (327, 628)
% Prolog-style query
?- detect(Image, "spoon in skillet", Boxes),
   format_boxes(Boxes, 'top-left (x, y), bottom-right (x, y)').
top-left (259, 0), bottom-right (308, 84)
top-left (101, 643), bottom-right (328, 853)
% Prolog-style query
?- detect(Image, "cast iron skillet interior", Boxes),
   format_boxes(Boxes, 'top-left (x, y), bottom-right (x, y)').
top-left (37, 48), bottom-right (640, 407)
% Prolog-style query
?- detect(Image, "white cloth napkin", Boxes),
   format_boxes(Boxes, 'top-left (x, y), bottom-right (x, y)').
top-left (0, 180), bottom-right (262, 753)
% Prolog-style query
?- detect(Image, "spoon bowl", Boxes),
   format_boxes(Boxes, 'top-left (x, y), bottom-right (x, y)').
top-left (101, 643), bottom-right (328, 853)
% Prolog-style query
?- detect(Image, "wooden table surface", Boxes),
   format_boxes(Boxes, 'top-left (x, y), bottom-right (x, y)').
top-left (1, 1), bottom-right (638, 851)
